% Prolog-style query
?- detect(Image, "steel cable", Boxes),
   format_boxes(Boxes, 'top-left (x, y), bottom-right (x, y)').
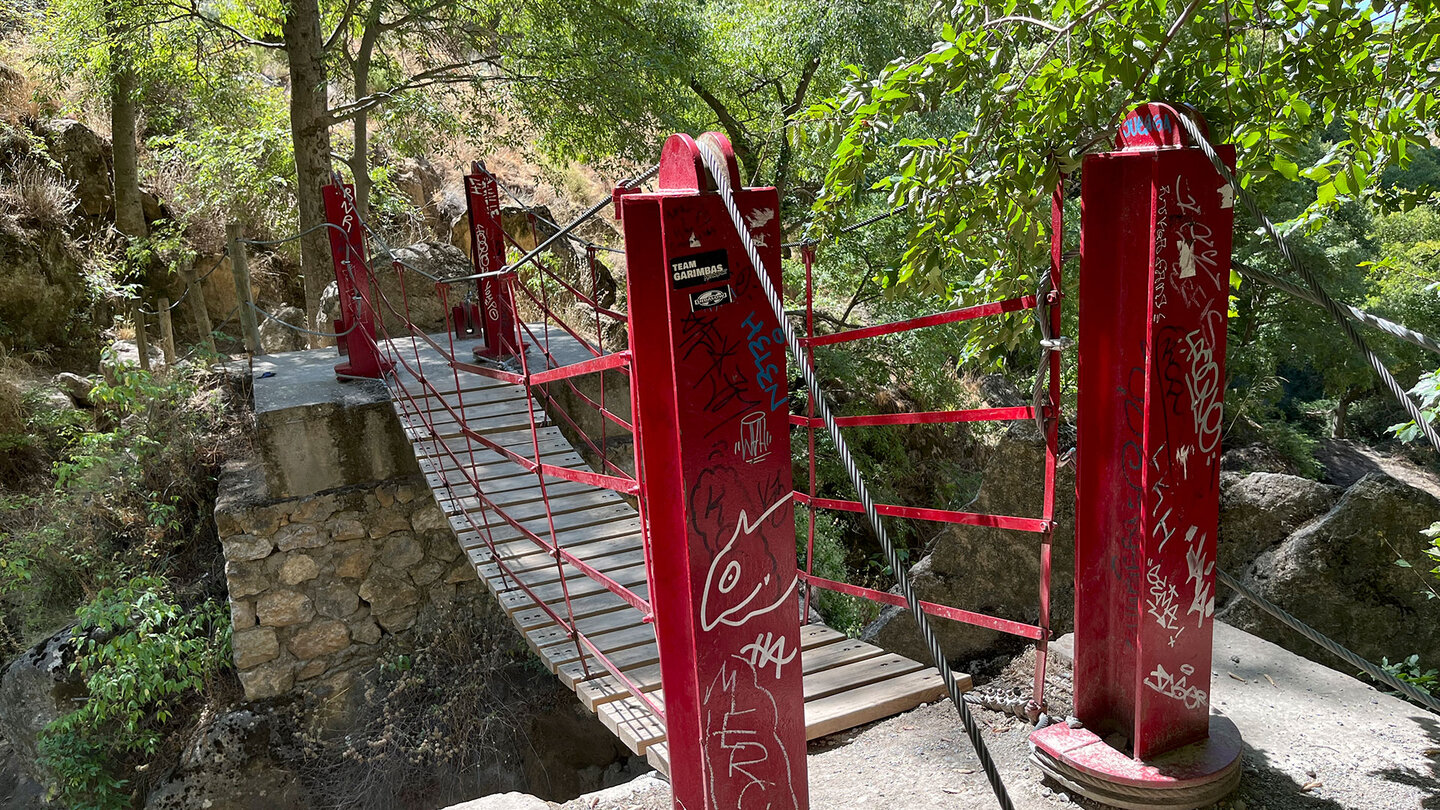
top-left (1173, 113), bottom-right (1440, 454)
top-left (1216, 569), bottom-right (1440, 714)
top-left (695, 140), bottom-right (1017, 810)
top-left (1233, 259), bottom-right (1440, 356)
top-left (248, 301), bottom-right (361, 337)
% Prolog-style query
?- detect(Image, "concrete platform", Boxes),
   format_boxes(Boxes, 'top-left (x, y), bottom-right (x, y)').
top-left (539, 621), bottom-right (1439, 809)
top-left (250, 350), bottom-right (420, 499)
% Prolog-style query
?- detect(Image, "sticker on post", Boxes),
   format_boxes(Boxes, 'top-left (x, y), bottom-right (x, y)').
top-left (690, 285), bottom-right (734, 312)
top-left (671, 249), bottom-right (731, 289)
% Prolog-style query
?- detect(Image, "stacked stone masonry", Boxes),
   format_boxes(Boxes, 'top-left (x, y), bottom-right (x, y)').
top-left (218, 474), bottom-right (482, 700)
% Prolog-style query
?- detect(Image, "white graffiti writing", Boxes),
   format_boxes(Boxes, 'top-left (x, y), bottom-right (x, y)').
top-left (735, 411), bottom-right (772, 464)
top-left (1183, 318), bottom-right (1223, 456)
top-left (737, 631), bottom-right (797, 679)
top-left (701, 661), bottom-right (799, 809)
top-left (1146, 563), bottom-right (1183, 638)
top-left (1144, 662), bottom-right (1208, 710)
top-left (1185, 528), bottom-right (1214, 628)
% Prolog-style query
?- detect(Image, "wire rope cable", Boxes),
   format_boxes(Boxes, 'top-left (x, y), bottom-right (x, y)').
top-left (1173, 113), bottom-right (1440, 454)
top-left (1216, 569), bottom-right (1440, 714)
top-left (695, 139), bottom-right (1017, 810)
top-left (1233, 259), bottom-right (1440, 355)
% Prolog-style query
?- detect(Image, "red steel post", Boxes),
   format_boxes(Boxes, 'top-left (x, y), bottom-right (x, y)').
top-left (620, 132), bottom-right (808, 810)
top-left (321, 181), bottom-right (389, 379)
top-left (1031, 103), bottom-right (1242, 802)
top-left (464, 163), bottom-right (519, 358)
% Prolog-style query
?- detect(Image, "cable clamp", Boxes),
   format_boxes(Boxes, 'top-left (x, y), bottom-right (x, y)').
top-left (1040, 336), bottom-right (1073, 352)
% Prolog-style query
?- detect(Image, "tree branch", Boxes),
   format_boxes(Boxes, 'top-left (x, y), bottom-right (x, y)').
top-left (326, 58), bottom-right (498, 123)
top-left (689, 77), bottom-right (757, 180)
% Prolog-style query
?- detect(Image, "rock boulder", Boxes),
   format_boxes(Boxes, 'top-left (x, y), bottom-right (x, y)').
top-left (1217, 472), bottom-right (1440, 669)
top-left (143, 708), bottom-right (308, 810)
top-left (1217, 471), bottom-right (1342, 574)
top-left (0, 217), bottom-right (87, 353)
top-left (257, 304), bottom-right (308, 353)
top-left (36, 119), bottom-right (111, 218)
top-left (0, 628), bottom-right (85, 780)
top-left (863, 423), bottom-right (1073, 663)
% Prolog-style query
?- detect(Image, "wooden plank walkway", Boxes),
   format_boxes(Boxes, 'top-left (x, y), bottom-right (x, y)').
top-left (382, 331), bottom-right (968, 774)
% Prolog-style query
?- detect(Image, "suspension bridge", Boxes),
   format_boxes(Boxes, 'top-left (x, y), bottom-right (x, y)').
top-left (214, 102), bottom-right (1440, 810)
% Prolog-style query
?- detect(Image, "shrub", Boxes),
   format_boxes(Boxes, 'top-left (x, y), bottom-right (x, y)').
top-left (0, 354), bottom-right (232, 656)
top-left (37, 575), bottom-right (231, 810)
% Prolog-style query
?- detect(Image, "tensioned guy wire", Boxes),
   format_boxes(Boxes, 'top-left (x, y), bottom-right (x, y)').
top-left (1173, 112), bottom-right (1440, 455)
top-left (695, 139), bottom-right (1017, 810)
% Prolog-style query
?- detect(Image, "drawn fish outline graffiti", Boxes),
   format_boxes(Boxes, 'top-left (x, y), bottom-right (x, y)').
top-left (700, 494), bottom-right (797, 632)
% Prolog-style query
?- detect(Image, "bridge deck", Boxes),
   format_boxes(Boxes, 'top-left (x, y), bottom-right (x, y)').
top-left (384, 331), bottom-right (965, 774)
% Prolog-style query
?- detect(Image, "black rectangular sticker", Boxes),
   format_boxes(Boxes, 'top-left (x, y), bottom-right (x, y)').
top-left (670, 249), bottom-right (730, 289)
top-left (689, 285), bottom-right (734, 312)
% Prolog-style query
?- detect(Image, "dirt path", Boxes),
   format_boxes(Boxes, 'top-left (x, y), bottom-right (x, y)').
top-left (1316, 439), bottom-right (1440, 500)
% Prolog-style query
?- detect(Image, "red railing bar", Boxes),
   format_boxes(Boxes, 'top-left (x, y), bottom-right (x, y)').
top-left (789, 406), bottom-right (1034, 428)
top-left (399, 385), bottom-right (652, 615)
top-left (525, 382), bottom-right (635, 478)
top-left (800, 295), bottom-right (1037, 348)
top-left (539, 461), bottom-right (639, 495)
top-left (520, 327), bottom-right (634, 433)
top-left (514, 280), bottom-right (603, 358)
top-left (572, 628), bottom-right (666, 721)
top-left (798, 572), bottom-right (1045, 641)
top-left (528, 350), bottom-right (630, 385)
top-left (537, 260), bottom-right (627, 321)
top-left (792, 491), bottom-right (1049, 532)
top-left (452, 359), bottom-right (528, 385)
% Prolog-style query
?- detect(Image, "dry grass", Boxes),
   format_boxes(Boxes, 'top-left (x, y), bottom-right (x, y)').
top-left (0, 157), bottom-right (77, 226)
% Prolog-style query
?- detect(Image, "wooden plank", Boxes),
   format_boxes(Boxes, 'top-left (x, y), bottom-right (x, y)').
top-left (557, 635), bottom-right (662, 688)
top-left (484, 545), bottom-right (645, 588)
top-left (802, 653), bottom-right (925, 702)
top-left (512, 586), bottom-right (641, 632)
top-left (597, 693), bottom-right (666, 755)
top-left (409, 428), bottom-right (567, 461)
top-left (803, 668), bottom-right (957, 740)
top-left (408, 385), bottom-right (532, 414)
top-left (574, 624), bottom-right (852, 712)
top-left (645, 742), bottom-right (669, 776)
top-left (793, 636), bottom-right (885, 676)
top-left (456, 504), bottom-right (636, 547)
top-left (465, 518), bottom-right (641, 564)
top-left (415, 425), bottom-right (571, 457)
top-left (453, 488), bottom-right (626, 525)
top-left (533, 622), bottom-right (657, 673)
top-left (441, 478), bottom-right (593, 515)
top-left (526, 607), bottom-right (643, 649)
top-left (497, 561), bottom-right (647, 610)
top-left (482, 547), bottom-right (645, 598)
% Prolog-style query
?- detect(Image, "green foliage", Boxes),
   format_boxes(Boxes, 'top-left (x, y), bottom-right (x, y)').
top-left (0, 356), bottom-right (229, 649)
top-left (796, 509), bottom-right (875, 636)
top-left (1377, 653), bottom-right (1440, 698)
top-left (1390, 369), bottom-right (1440, 444)
top-left (804, 2), bottom-right (1440, 362)
top-left (38, 576), bottom-right (231, 810)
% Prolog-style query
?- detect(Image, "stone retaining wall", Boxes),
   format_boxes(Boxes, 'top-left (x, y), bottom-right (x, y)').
top-left (217, 462), bottom-right (481, 700)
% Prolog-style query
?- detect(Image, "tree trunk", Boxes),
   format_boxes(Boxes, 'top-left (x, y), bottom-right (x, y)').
top-left (1332, 387), bottom-right (1361, 439)
top-left (283, 0), bottom-right (332, 348)
top-left (111, 66), bottom-right (147, 242)
top-left (348, 3), bottom-right (383, 219)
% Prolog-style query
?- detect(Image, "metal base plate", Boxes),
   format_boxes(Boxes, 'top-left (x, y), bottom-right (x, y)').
top-left (1028, 716), bottom-right (1242, 809)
